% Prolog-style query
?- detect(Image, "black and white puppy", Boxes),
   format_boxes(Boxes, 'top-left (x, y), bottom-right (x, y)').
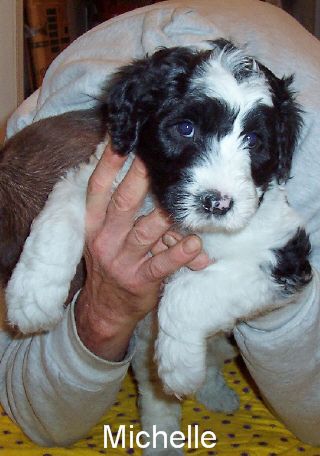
top-left (1, 40), bottom-right (312, 450)
top-left (107, 40), bottom-right (312, 395)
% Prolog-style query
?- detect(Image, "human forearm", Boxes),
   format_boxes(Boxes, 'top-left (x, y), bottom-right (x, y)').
top-left (0, 301), bottom-right (132, 446)
top-left (75, 286), bottom-right (138, 361)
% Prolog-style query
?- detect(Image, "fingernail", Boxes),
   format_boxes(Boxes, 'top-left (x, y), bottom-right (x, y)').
top-left (163, 233), bottom-right (178, 247)
top-left (190, 253), bottom-right (213, 270)
top-left (197, 252), bottom-right (213, 265)
top-left (183, 236), bottom-right (201, 254)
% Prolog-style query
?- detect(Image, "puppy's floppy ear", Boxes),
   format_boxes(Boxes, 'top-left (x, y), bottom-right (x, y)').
top-left (101, 47), bottom-right (200, 155)
top-left (101, 57), bottom-right (153, 155)
top-left (261, 65), bottom-right (303, 184)
top-left (272, 75), bottom-right (303, 184)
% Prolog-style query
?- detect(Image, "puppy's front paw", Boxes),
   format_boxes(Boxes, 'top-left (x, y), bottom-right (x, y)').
top-left (155, 330), bottom-right (206, 397)
top-left (7, 300), bottom-right (65, 334)
top-left (6, 263), bottom-right (68, 333)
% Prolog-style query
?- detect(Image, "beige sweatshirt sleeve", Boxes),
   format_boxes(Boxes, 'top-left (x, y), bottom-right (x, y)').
top-left (234, 269), bottom-right (320, 446)
top-left (0, 293), bottom-right (135, 446)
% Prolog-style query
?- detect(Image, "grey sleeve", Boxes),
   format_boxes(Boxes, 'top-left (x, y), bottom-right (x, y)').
top-left (0, 299), bottom-right (134, 447)
top-left (234, 269), bottom-right (320, 446)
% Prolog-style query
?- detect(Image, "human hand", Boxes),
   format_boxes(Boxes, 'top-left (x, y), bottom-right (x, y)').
top-left (75, 145), bottom-right (210, 361)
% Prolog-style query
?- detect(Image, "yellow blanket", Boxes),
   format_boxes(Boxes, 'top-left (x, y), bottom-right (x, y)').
top-left (0, 357), bottom-right (318, 455)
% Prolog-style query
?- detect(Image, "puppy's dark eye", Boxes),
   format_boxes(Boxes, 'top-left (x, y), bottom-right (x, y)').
top-left (244, 132), bottom-right (258, 148)
top-left (176, 121), bottom-right (194, 138)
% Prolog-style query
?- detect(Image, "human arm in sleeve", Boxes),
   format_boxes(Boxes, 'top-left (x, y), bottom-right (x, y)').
top-left (0, 145), bottom-right (210, 446)
top-left (235, 273), bottom-right (320, 446)
top-left (0, 298), bottom-right (133, 446)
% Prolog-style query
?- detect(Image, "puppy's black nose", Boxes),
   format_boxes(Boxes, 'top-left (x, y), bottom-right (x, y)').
top-left (200, 191), bottom-right (233, 215)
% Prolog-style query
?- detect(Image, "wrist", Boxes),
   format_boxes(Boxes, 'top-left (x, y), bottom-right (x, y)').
top-left (74, 288), bottom-right (137, 361)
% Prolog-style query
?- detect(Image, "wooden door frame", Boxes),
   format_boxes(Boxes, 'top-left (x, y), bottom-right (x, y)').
top-left (0, 0), bottom-right (24, 143)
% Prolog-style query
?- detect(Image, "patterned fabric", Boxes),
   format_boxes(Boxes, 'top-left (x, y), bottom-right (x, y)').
top-left (0, 358), bottom-right (318, 455)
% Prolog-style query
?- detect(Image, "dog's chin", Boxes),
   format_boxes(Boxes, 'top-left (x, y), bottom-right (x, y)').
top-left (177, 200), bottom-right (259, 233)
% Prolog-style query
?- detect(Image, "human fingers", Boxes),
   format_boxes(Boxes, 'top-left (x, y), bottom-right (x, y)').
top-left (86, 144), bottom-right (126, 236)
top-left (120, 209), bottom-right (171, 261)
top-left (149, 231), bottom-right (182, 257)
top-left (99, 157), bottom-right (150, 244)
top-left (150, 237), bottom-right (169, 256)
top-left (141, 235), bottom-right (203, 282)
top-left (162, 232), bottom-right (212, 271)
top-left (151, 231), bottom-right (212, 270)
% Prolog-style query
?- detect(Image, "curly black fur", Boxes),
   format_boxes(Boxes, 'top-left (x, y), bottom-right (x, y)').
top-left (103, 41), bottom-right (303, 207)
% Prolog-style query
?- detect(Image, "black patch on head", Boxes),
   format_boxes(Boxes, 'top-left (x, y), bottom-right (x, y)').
top-left (241, 105), bottom-right (279, 188)
top-left (101, 40), bottom-right (303, 221)
top-left (240, 71), bottom-right (303, 189)
top-left (102, 44), bottom-right (240, 215)
top-left (101, 46), bottom-right (210, 155)
top-left (272, 228), bottom-right (312, 295)
top-left (136, 96), bottom-right (237, 212)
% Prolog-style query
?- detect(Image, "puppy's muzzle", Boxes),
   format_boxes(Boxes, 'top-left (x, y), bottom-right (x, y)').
top-left (200, 191), bottom-right (233, 216)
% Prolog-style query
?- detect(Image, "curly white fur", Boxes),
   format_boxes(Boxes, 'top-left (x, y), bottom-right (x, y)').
top-left (155, 184), bottom-right (306, 395)
top-left (6, 143), bottom-right (106, 332)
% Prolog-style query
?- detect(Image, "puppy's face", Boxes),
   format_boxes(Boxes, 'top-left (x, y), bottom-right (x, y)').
top-left (105, 40), bottom-right (301, 233)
